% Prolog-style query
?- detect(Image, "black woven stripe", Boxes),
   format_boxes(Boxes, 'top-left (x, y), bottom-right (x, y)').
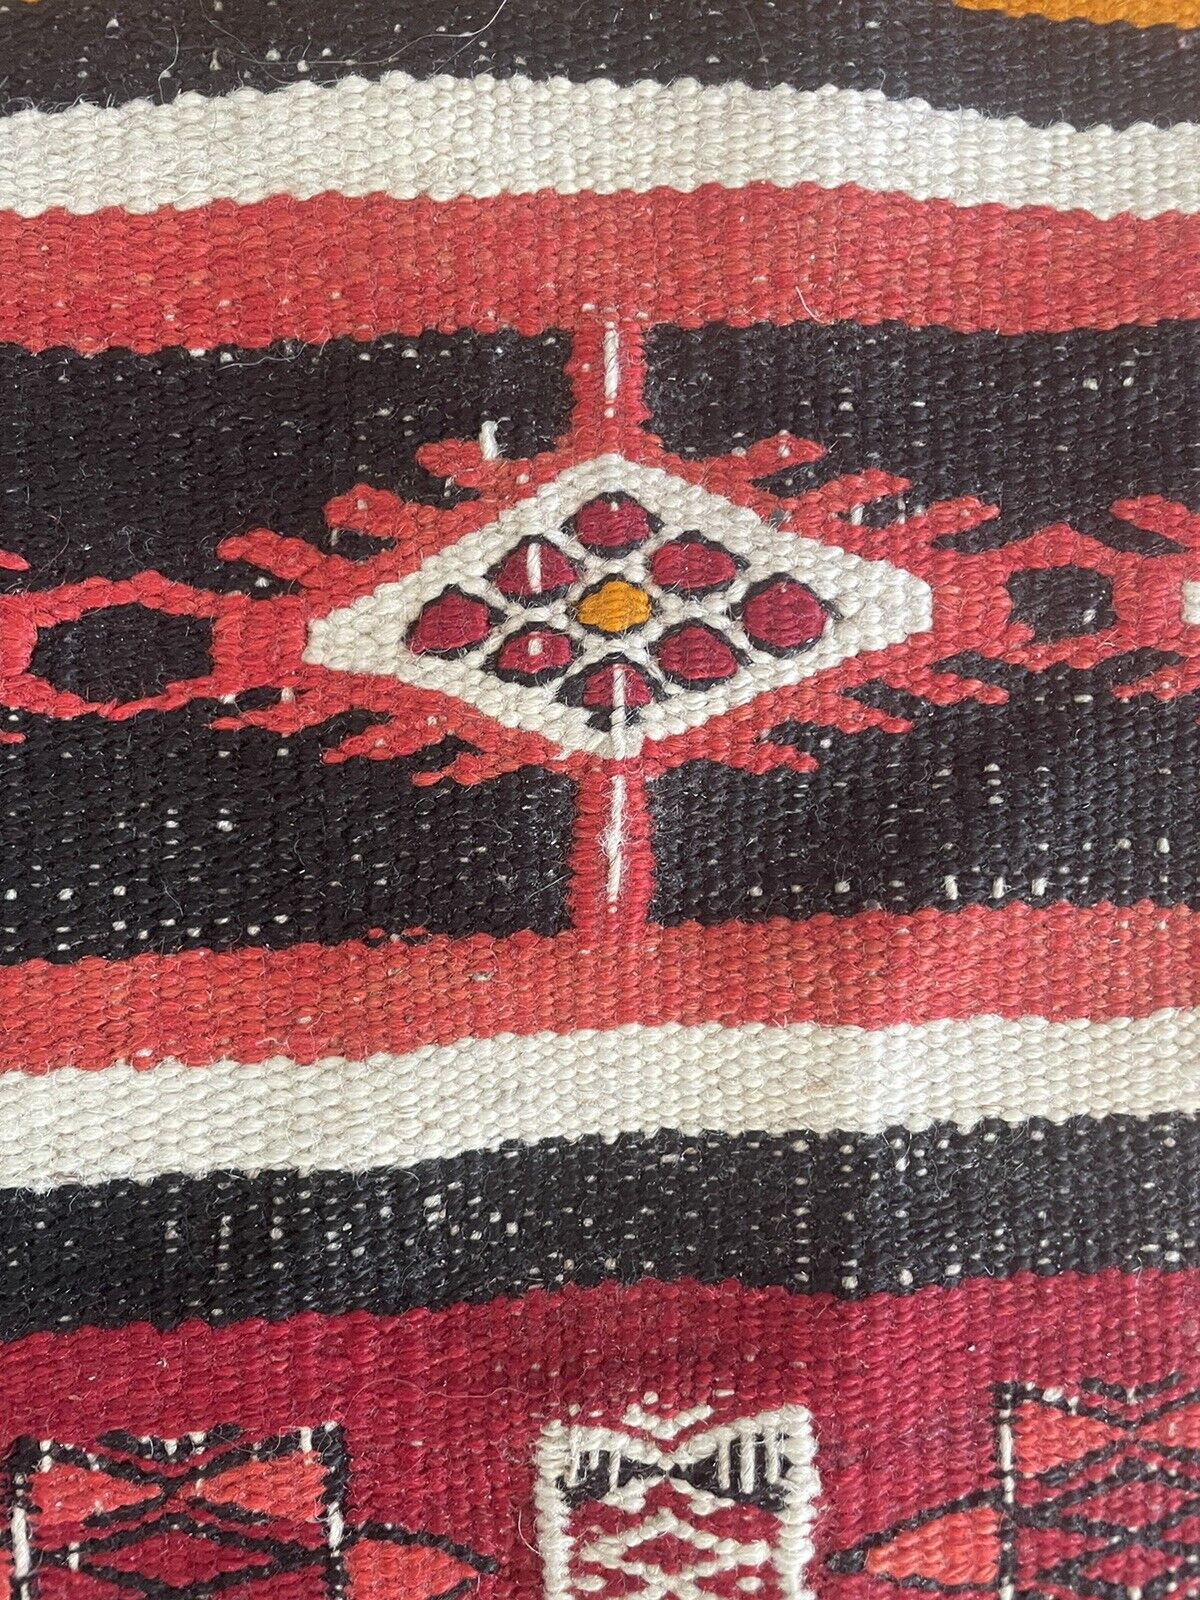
top-left (651, 658), bottom-right (1200, 922)
top-left (645, 321), bottom-right (1200, 554)
top-left (7, 653), bottom-right (1198, 966)
top-left (7, 654), bottom-right (1199, 970)
top-left (3, 322), bottom-right (1195, 602)
top-left (0, 1118), bottom-right (1193, 1337)
top-left (0, 704), bottom-right (573, 961)
top-left (0, 0), bottom-right (1192, 131)
top-left (0, 330), bottom-right (572, 596)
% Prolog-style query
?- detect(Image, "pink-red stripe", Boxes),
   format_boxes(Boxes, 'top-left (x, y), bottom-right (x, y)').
top-left (1, 185), bottom-right (1196, 356)
top-left (0, 903), bottom-right (1196, 1073)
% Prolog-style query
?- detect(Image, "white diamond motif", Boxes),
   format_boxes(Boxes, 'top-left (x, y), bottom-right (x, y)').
top-left (535, 1404), bottom-right (820, 1600)
top-left (305, 455), bottom-right (933, 758)
top-left (576, 1503), bottom-right (774, 1600)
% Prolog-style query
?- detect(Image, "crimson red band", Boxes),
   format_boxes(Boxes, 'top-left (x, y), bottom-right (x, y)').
top-left (1, 185), bottom-right (1196, 356)
top-left (0, 1273), bottom-right (1195, 1600)
top-left (0, 902), bottom-right (1195, 1073)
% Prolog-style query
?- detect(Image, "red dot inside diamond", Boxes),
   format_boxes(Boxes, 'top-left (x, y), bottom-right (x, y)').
top-left (494, 627), bottom-right (574, 683)
top-left (571, 495), bottom-right (656, 553)
top-left (741, 578), bottom-right (827, 653)
top-left (408, 589), bottom-right (493, 656)
top-left (655, 624), bottom-right (739, 685)
top-left (492, 539), bottom-right (579, 601)
top-left (579, 661), bottom-right (656, 711)
top-left (650, 535), bottom-right (739, 594)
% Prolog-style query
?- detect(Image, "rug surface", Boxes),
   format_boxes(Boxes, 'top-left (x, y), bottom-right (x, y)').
top-left (0, 3), bottom-right (1198, 1599)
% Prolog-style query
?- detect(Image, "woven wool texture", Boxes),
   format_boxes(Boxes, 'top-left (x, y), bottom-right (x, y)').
top-left (0, 4), bottom-right (1198, 1600)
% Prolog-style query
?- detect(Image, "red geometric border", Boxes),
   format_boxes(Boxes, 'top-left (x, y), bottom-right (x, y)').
top-left (0, 1271), bottom-right (1194, 1600)
top-left (2, 184), bottom-right (1196, 356)
top-left (1, 903), bottom-right (1194, 1073)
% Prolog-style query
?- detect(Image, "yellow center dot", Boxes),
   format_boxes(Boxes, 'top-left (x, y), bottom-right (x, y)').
top-left (575, 578), bottom-right (654, 635)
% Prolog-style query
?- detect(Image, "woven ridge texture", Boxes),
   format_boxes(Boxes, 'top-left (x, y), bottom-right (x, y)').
top-left (0, 5), bottom-right (1197, 1600)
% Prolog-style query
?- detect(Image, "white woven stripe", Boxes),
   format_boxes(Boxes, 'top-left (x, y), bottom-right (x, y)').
top-left (0, 71), bottom-right (1196, 219)
top-left (5, 1010), bottom-right (1200, 1190)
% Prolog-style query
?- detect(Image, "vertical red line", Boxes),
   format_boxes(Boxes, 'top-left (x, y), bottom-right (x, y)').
top-left (567, 765), bottom-right (656, 942)
top-left (562, 316), bottom-right (658, 941)
top-left (563, 316), bottom-right (654, 455)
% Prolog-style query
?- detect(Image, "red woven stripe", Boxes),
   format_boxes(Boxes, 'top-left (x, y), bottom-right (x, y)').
top-left (1, 903), bottom-right (1193, 1073)
top-left (0, 1270), bottom-right (1193, 1600)
top-left (2, 185), bottom-right (1196, 355)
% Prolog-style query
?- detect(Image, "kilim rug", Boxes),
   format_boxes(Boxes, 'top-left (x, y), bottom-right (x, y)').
top-left (0, 4), bottom-right (1198, 1600)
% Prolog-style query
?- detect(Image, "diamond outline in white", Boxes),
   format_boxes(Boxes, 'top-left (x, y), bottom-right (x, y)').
top-left (534, 1402), bottom-right (820, 1600)
top-left (575, 1504), bottom-right (775, 1599)
top-left (305, 455), bottom-right (934, 758)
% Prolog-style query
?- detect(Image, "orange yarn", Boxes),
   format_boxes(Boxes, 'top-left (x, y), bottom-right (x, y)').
top-left (951, 0), bottom-right (1198, 26)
